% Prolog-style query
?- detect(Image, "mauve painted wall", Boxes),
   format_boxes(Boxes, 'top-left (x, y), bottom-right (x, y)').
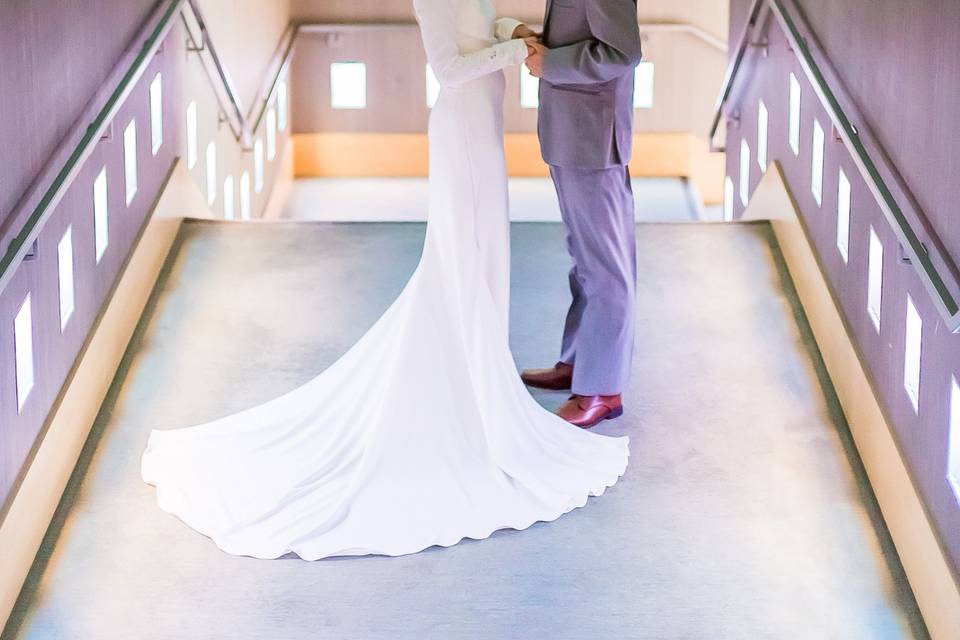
top-left (0, 0), bottom-right (295, 514)
top-left (724, 3), bottom-right (960, 578)
top-left (0, 0), bottom-right (160, 230)
top-left (0, 5), bottom-right (182, 511)
top-left (729, 0), bottom-right (960, 259)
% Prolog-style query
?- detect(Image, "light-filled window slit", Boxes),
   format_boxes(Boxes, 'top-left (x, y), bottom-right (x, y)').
top-left (94, 167), bottom-right (109, 262)
top-left (724, 176), bottom-right (734, 222)
top-left (789, 72), bottom-right (801, 156)
top-left (867, 226), bottom-right (883, 332)
top-left (633, 62), bottom-right (655, 109)
top-left (757, 99), bottom-right (769, 170)
top-left (14, 294), bottom-right (35, 412)
top-left (150, 72), bottom-right (163, 155)
top-left (330, 62), bottom-right (367, 110)
top-left (811, 119), bottom-right (825, 206)
top-left (837, 168), bottom-right (851, 262)
top-left (206, 141), bottom-right (217, 206)
top-left (58, 226), bottom-right (75, 331)
top-left (186, 101), bottom-right (199, 169)
top-left (254, 138), bottom-right (265, 194)
top-left (739, 139), bottom-right (751, 207)
top-left (520, 65), bottom-right (540, 110)
top-left (124, 119), bottom-right (138, 206)
top-left (240, 171), bottom-right (252, 220)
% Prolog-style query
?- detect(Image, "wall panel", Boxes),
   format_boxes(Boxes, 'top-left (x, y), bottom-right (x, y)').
top-left (0, 0), bottom-right (158, 231)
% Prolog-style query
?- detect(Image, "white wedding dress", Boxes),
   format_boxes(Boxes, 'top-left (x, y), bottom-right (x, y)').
top-left (141, 0), bottom-right (630, 560)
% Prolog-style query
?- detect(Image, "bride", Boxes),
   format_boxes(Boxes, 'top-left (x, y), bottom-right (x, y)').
top-left (141, 0), bottom-right (630, 560)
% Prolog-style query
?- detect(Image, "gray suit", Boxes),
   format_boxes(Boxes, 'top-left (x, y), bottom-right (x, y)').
top-left (538, 0), bottom-right (642, 396)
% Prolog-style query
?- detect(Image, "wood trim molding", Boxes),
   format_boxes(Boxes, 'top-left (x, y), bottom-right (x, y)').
top-left (742, 162), bottom-right (960, 640)
top-left (293, 132), bottom-right (725, 204)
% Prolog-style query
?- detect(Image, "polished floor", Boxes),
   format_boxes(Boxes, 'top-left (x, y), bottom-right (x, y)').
top-left (282, 177), bottom-right (723, 222)
top-left (4, 220), bottom-right (926, 639)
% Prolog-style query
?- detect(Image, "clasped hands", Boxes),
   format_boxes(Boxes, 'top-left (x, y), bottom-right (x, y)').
top-left (512, 24), bottom-right (547, 78)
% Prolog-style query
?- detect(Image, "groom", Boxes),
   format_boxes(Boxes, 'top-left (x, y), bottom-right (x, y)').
top-left (519, 1), bottom-right (642, 429)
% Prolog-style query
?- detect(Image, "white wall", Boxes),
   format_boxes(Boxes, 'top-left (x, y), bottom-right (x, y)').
top-left (195, 0), bottom-right (292, 111)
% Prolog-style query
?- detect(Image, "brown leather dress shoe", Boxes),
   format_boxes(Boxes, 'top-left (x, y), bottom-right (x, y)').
top-left (556, 394), bottom-right (623, 429)
top-left (521, 362), bottom-right (574, 391)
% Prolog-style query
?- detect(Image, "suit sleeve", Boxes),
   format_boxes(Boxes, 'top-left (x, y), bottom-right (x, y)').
top-left (541, 0), bottom-right (642, 85)
top-left (414, 0), bottom-right (529, 88)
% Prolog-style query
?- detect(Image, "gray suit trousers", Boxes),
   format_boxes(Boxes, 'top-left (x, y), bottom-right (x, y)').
top-left (550, 164), bottom-right (636, 396)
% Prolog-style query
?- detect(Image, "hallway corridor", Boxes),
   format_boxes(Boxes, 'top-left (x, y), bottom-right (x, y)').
top-left (4, 221), bottom-right (925, 639)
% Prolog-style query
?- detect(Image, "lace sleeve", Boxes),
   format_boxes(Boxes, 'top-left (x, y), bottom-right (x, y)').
top-left (414, 0), bottom-right (528, 87)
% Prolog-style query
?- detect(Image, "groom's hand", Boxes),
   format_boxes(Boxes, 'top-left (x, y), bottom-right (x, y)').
top-left (525, 41), bottom-right (548, 78)
top-left (512, 24), bottom-right (541, 40)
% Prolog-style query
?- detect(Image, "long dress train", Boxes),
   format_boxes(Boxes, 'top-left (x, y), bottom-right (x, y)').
top-left (141, 0), bottom-right (630, 560)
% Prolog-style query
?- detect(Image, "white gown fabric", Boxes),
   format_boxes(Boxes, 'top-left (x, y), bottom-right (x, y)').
top-left (141, 0), bottom-right (630, 560)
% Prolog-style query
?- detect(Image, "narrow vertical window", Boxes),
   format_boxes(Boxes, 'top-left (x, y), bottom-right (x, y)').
top-left (837, 168), bottom-right (851, 262)
top-left (14, 294), bottom-right (34, 412)
top-left (789, 72), bottom-right (801, 156)
top-left (903, 296), bottom-right (922, 413)
top-left (633, 62), bottom-right (655, 109)
top-left (240, 171), bottom-right (252, 220)
top-left (254, 138), bottom-right (265, 194)
top-left (867, 227), bottom-right (883, 332)
top-left (811, 119), bottom-right (825, 206)
top-left (150, 72), bottom-right (163, 155)
top-left (739, 139), bottom-right (751, 207)
top-left (206, 141), bottom-right (217, 205)
top-left (124, 119), bottom-right (138, 206)
top-left (58, 227), bottom-right (75, 330)
top-left (267, 108), bottom-right (278, 161)
top-left (223, 175), bottom-right (235, 220)
top-left (520, 65), bottom-right (540, 109)
top-left (330, 62), bottom-right (367, 109)
top-left (757, 99), bottom-right (769, 170)
top-left (94, 167), bottom-right (109, 262)
top-left (277, 79), bottom-right (289, 132)
top-left (949, 376), bottom-right (959, 500)
top-left (723, 176), bottom-right (735, 222)
top-left (186, 101), bottom-right (199, 169)
top-left (426, 64), bottom-right (441, 108)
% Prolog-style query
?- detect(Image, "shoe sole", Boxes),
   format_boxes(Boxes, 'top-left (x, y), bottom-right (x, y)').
top-left (521, 378), bottom-right (573, 391)
top-left (578, 406), bottom-right (624, 429)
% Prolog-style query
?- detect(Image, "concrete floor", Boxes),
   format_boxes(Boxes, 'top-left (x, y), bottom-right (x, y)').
top-left (4, 221), bottom-right (926, 639)
top-left (282, 177), bottom-right (723, 223)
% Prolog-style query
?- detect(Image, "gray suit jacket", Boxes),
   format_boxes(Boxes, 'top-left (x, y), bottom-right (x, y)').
top-left (538, 0), bottom-right (642, 169)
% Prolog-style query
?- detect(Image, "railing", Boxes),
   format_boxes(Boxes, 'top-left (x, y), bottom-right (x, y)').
top-left (0, 0), bottom-right (296, 297)
top-left (0, 0), bottom-right (183, 296)
top-left (710, 0), bottom-right (960, 333)
top-left (181, 1), bottom-right (299, 149)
